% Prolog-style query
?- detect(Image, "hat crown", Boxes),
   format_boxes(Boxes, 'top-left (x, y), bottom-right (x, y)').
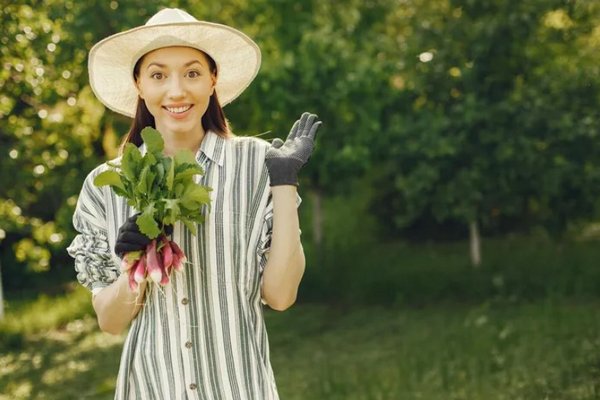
top-left (145, 8), bottom-right (198, 26)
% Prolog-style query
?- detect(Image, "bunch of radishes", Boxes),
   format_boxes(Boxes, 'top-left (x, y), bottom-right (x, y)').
top-left (94, 127), bottom-right (212, 292)
top-left (120, 234), bottom-right (187, 292)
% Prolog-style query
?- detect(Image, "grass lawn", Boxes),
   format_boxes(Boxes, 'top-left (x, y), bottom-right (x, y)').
top-left (1, 286), bottom-right (600, 399)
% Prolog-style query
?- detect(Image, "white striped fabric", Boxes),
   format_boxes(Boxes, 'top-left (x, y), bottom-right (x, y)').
top-left (66, 130), bottom-right (302, 399)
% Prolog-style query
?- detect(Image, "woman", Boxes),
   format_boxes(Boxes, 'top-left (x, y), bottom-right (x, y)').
top-left (66, 8), bottom-right (321, 399)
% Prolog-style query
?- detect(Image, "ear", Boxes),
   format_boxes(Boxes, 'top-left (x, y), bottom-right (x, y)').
top-left (134, 77), bottom-right (144, 99)
top-left (210, 74), bottom-right (217, 96)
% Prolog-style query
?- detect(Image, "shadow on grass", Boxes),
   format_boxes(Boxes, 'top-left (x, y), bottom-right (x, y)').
top-left (3, 301), bottom-right (600, 400)
top-left (1, 315), bottom-right (124, 400)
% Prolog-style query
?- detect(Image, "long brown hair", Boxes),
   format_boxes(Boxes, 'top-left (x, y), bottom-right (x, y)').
top-left (118, 48), bottom-right (233, 155)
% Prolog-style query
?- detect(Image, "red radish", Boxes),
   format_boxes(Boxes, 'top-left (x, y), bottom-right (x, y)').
top-left (121, 250), bottom-right (142, 273)
top-left (134, 253), bottom-right (147, 283)
top-left (123, 237), bottom-right (187, 290)
top-left (162, 236), bottom-right (174, 270)
top-left (170, 241), bottom-right (186, 272)
top-left (151, 238), bottom-right (167, 285)
top-left (169, 243), bottom-right (181, 272)
top-left (146, 239), bottom-right (162, 283)
top-left (171, 249), bottom-right (182, 272)
top-left (128, 259), bottom-right (139, 292)
top-left (159, 255), bottom-right (170, 286)
top-left (157, 238), bottom-right (170, 285)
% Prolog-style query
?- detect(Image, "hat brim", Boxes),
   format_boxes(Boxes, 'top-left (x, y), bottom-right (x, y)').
top-left (88, 21), bottom-right (261, 118)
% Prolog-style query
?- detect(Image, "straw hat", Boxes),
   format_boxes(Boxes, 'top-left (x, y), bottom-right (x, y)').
top-left (88, 8), bottom-right (262, 118)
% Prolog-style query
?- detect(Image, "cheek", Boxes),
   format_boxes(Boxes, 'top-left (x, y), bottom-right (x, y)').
top-left (140, 84), bottom-right (159, 99)
top-left (138, 77), bottom-right (160, 97)
top-left (193, 79), bottom-right (215, 95)
top-left (189, 85), bottom-right (212, 115)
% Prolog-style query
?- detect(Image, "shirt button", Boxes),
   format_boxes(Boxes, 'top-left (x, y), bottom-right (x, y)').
top-left (181, 298), bottom-right (189, 305)
top-left (189, 383), bottom-right (197, 390)
top-left (185, 341), bottom-right (192, 349)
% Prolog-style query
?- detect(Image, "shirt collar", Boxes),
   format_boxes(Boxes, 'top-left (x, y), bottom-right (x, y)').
top-left (138, 130), bottom-right (225, 167)
top-left (196, 130), bottom-right (225, 167)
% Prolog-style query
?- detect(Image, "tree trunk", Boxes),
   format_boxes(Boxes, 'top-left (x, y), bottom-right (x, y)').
top-left (311, 188), bottom-right (324, 246)
top-left (469, 220), bottom-right (481, 267)
top-left (0, 259), bottom-right (4, 321)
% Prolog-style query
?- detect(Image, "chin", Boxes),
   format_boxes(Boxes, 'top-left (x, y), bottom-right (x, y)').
top-left (167, 120), bottom-right (192, 129)
top-left (168, 124), bottom-right (198, 135)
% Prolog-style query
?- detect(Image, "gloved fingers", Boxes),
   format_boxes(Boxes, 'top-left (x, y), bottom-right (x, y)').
top-left (271, 138), bottom-right (285, 149)
top-left (287, 119), bottom-right (301, 141)
top-left (119, 214), bottom-right (141, 232)
top-left (121, 220), bottom-right (140, 232)
top-left (301, 114), bottom-right (317, 136)
top-left (115, 242), bottom-right (147, 257)
top-left (295, 112), bottom-right (310, 136)
top-left (128, 212), bottom-right (142, 222)
top-left (118, 230), bottom-right (151, 246)
top-left (307, 120), bottom-right (322, 141)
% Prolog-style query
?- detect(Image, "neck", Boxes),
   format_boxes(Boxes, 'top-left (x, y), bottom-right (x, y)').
top-left (158, 126), bottom-right (206, 157)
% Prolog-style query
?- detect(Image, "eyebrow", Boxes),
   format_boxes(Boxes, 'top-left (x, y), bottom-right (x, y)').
top-left (146, 60), bottom-right (204, 69)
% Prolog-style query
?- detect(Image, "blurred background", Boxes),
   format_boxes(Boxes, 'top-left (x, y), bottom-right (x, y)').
top-left (2, 0), bottom-right (600, 398)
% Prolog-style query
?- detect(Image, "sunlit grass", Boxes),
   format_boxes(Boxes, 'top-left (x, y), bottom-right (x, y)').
top-left (1, 290), bottom-right (600, 399)
top-left (0, 283), bottom-right (93, 350)
top-left (1, 283), bottom-right (92, 334)
top-left (270, 300), bottom-right (600, 400)
top-left (2, 237), bottom-right (600, 398)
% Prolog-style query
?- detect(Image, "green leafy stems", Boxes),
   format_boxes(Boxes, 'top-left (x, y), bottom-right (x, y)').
top-left (93, 127), bottom-right (212, 239)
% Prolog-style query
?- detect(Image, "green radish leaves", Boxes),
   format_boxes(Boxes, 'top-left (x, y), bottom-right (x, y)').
top-left (121, 143), bottom-right (141, 181)
top-left (138, 203), bottom-right (161, 238)
top-left (174, 149), bottom-right (196, 165)
top-left (94, 170), bottom-right (126, 192)
top-left (141, 126), bottom-right (165, 153)
top-left (166, 156), bottom-right (175, 191)
top-left (92, 127), bottom-right (212, 239)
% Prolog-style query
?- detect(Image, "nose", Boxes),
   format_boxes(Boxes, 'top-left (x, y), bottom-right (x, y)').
top-left (167, 75), bottom-right (185, 99)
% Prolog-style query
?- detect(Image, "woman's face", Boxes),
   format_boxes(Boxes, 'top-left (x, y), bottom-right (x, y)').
top-left (135, 46), bottom-right (216, 137)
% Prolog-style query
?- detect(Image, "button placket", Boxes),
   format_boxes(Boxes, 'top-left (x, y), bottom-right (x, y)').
top-left (177, 286), bottom-right (195, 398)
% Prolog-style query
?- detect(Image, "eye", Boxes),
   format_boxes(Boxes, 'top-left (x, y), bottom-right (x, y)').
top-left (187, 70), bottom-right (201, 78)
top-left (151, 72), bottom-right (164, 80)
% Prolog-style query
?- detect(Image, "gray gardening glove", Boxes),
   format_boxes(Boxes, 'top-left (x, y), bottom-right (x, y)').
top-left (265, 112), bottom-right (322, 187)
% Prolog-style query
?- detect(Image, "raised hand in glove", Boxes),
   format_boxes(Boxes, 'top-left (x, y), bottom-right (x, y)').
top-left (114, 212), bottom-right (173, 258)
top-left (265, 112), bottom-right (322, 187)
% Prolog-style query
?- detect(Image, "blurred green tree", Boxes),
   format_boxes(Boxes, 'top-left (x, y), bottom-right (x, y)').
top-left (218, 0), bottom-right (397, 254)
top-left (0, 0), bottom-right (184, 290)
top-left (1, 2), bottom-right (103, 287)
top-left (370, 0), bottom-right (600, 265)
top-left (3, 0), bottom-right (600, 297)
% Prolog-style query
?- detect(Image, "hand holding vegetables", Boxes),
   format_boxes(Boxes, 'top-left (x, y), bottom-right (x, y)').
top-left (94, 127), bottom-right (211, 292)
top-left (115, 213), bottom-right (173, 258)
top-left (115, 213), bottom-right (151, 258)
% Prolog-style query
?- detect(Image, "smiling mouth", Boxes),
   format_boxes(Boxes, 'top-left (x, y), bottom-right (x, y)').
top-left (163, 105), bottom-right (193, 114)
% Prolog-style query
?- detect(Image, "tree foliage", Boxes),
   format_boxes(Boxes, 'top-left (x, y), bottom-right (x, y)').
top-left (2, 0), bottom-right (600, 288)
top-left (370, 0), bottom-right (600, 240)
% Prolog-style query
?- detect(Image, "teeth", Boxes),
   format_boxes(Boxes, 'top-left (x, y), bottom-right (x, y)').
top-left (165, 105), bottom-right (192, 113)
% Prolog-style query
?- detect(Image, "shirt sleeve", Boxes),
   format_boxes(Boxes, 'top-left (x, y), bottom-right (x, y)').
top-left (66, 167), bottom-right (120, 295)
top-left (256, 189), bottom-right (302, 305)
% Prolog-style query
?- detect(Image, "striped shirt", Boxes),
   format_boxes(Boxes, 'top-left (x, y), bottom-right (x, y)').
top-left (66, 130), bottom-right (302, 399)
